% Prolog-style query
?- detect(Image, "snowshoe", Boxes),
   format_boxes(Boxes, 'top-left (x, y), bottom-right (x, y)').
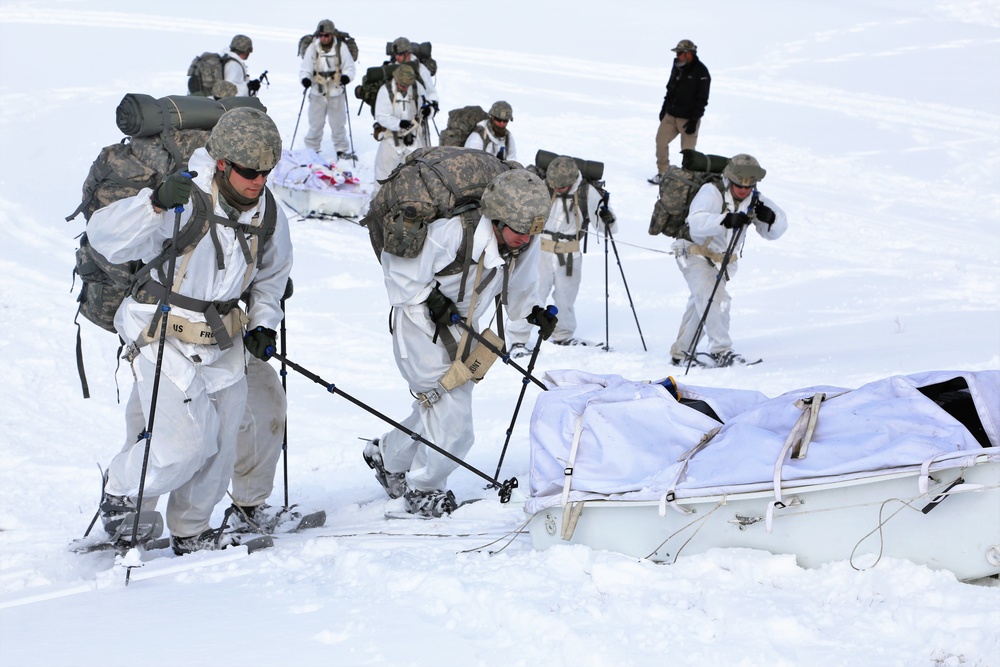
top-left (551, 337), bottom-right (597, 347)
top-left (171, 526), bottom-right (243, 556)
top-left (507, 342), bottom-right (532, 359)
top-left (227, 502), bottom-right (327, 534)
top-left (402, 488), bottom-right (458, 518)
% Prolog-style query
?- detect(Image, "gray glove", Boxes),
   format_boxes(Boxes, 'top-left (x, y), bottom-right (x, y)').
top-left (152, 171), bottom-right (198, 210)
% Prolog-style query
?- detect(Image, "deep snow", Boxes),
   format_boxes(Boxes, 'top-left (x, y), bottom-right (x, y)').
top-left (0, 1), bottom-right (998, 666)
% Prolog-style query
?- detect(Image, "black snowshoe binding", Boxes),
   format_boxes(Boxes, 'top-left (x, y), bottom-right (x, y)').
top-left (363, 438), bottom-right (408, 499)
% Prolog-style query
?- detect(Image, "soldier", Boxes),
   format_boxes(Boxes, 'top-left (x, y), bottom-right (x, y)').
top-left (225, 34), bottom-right (258, 97)
top-left (464, 101), bottom-right (517, 162)
top-left (372, 64), bottom-right (427, 185)
top-left (87, 107), bottom-right (292, 554)
top-left (299, 19), bottom-right (357, 160)
top-left (362, 169), bottom-right (556, 517)
top-left (669, 154), bottom-right (786, 367)
top-left (649, 39), bottom-right (711, 185)
top-left (506, 156), bottom-right (616, 355)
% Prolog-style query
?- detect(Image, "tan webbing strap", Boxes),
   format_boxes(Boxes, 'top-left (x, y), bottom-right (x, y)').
top-left (686, 243), bottom-right (729, 266)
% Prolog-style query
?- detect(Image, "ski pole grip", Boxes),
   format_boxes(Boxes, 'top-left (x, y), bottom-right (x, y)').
top-left (546, 305), bottom-right (558, 316)
top-left (172, 171), bottom-right (197, 213)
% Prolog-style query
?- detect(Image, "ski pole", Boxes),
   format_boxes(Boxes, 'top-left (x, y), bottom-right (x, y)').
top-left (683, 222), bottom-right (746, 375)
top-left (448, 316), bottom-right (548, 391)
top-left (606, 224), bottom-right (647, 352)
top-left (290, 87), bottom-right (307, 151)
top-left (603, 212), bottom-right (610, 352)
top-left (279, 294), bottom-right (289, 509)
top-left (269, 351), bottom-right (520, 503)
top-left (125, 189), bottom-right (191, 584)
top-left (490, 318), bottom-right (550, 485)
top-left (342, 84), bottom-right (357, 167)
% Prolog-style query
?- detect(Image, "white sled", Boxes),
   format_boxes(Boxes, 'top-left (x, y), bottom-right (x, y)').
top-left (271, 148), bottom-right (370, 220)
top-left (524, 370), bottom-right (1000, 580)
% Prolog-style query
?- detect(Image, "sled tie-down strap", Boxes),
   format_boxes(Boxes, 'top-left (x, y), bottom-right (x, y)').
top-left (660, 426), bottom-right (721, 517)
top-left (559, 411), bottom-right (587, 541)
top-left (765, 392), bottom-right (830, 532)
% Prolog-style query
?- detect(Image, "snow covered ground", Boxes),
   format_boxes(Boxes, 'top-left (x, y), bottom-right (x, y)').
top-left (1, 1), bottom-right (998, 665)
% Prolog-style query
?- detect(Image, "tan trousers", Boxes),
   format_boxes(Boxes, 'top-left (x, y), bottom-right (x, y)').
top-left (655, 114), bottom-right (700, 175)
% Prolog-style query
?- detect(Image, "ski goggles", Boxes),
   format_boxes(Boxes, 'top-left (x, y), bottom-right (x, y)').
top-left (227, 161), bottom-right (272, 180)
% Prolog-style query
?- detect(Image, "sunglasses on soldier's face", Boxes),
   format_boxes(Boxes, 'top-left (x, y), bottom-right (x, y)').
top-left (227, 161), bottom-right (271, 180)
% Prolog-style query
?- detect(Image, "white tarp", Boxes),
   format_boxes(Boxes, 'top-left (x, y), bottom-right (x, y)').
top-left (525, 370), bottom-right (999, 514)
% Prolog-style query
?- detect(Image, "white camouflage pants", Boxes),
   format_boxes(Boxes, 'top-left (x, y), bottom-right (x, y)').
top-left (108, 355), bottom-right (246, 538)
top-left (378, 304), bottom-right (476, 492)
top-left (232, 356), bottom-right (286, 508)
top-left (669, 248), bottom-right (734, 359)
top-left (304, 91), bottom-right (351, 155)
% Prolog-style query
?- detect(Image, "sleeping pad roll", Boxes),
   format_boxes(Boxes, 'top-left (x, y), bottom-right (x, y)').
top-left (115, 94), bottom-right (266, 137)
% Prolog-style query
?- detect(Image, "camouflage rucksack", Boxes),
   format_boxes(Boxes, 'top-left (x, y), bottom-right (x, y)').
top-left (362, 146), bottom-right (513, 262)
top-left (438, 106), bottom-right (489, 147)
top-left (648, 150), bottom-right (730, 241)
top-left (187, 52), bottom-right (232, 97)
top-left (385, 40), bottom-right (437, 76)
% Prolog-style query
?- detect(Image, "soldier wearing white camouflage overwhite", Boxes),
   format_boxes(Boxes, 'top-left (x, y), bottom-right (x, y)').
top-left (506, 156), bottom-right (616, 354)
top-left (669, 153), bottom-right (786, 367)
top-left (224, 34), bottom-right (259, 97)
top-left (87, 107), bottom-right (292, 555)
top-left (299, 19), bottom-right (357, 160)
top-left (372, 64), bottom-right (429, 185)
top-left (464, 101), bottom-right (517, 162)
top-left (363, 169), bottom-right (556, 517)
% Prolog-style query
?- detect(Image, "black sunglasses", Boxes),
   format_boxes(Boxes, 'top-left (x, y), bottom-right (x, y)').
top-left (227, 161), bottom-right (271, 180)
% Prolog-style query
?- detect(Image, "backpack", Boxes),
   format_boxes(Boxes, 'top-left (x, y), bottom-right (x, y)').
top-left (438, 106), bottom-right (489, 147)
top-left (354, 63), bottom-right (426, 117)
top-left (648, 150), bottom-right (730, 241)
top-left (362, 146), bottom-right (512, 262)
top-left (187, 52), bottom-right (232, 96)
top-left (297, 30), bottom-right (359, 61)
top-left (385, 40), bottom-right (437, 77)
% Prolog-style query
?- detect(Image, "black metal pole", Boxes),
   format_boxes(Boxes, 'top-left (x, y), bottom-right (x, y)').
top-left (606, 225), bottom-right (647, 351)
top-left (448, 317), bottom-right (548, 391)
top-left (491, 329), bottom-right (545, 484)
top-left (290, 86), bottom-right (307, 151)
top-left (279, 296), bottom-right (289, 509)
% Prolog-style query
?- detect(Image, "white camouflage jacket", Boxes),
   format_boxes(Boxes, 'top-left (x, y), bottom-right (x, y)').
top-left (86, 148), bottom-right (293, 393)
top-left (298, 38), bottom-right (357, 97)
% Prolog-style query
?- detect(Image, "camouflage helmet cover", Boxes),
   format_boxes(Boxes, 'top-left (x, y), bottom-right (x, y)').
top-left (392, 37), bottom-right (412, 54)
top-left (545, 156), bottom-right (579, 189)
top-left (672, 39), bottom-right (697, 53)
top-left (315, 19), bottom-right (335, 36)
top-left (393, 64), bottom-right (416, 86)
top-left (723, 153), bottom-right (767, 187)
top-left (481, 170), bottom-right (549, 235)
top-left (230, 34), bottom-right (253, 54)
top-left (488, 100), bottom-right (513, 122)
top-left (207, 107), bottom-right (282, 171)
top-left (211, 80), bottom-right (238, 100)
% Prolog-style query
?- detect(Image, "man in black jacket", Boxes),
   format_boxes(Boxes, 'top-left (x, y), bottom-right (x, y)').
top-left (649, 40), bottom-right (711, 185)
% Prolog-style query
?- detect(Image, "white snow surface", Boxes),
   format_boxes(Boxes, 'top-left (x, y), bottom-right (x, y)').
top-left (1, 1), bottom-right (998, 665)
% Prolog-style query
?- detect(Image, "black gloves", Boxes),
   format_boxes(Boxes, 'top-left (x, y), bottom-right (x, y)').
top-left (526, 305), bottom-right (558, 341)
top-left (754, 202), bottom-right (776, 224)
top-left (151, 170), bottom-right (198, 210)
top-left (420, 104), bottom-right (432, 118)
top-left (683, 118), bottom-right (698, 135)
top-left (402, 134), bottom-right (415, 146)
top-left (426, 286), bottom-right (459, 326)
top-left (721, 212), bottom-right (750, 229)
top-left (244, 326), bottom-right (277, 361)
top-left (599, 207), bottom-right (616, 225)
top-left (301, 78), bottom-right (312, 89)
top-left (399, 119), bottom-right (413, 130)
top-left (247, 79), bottom-right (261, 94)
top-left (341, 75), bottom-right (350, 86)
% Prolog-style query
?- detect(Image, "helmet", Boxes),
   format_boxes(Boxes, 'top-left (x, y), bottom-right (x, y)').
top-left (723, 154), bottom-right (766, 187)
top-left (481, 170), bottom-right (549, 235)
top-left (672, 39), bottom-right (697, 53)
top-left (230, 34), bottom-right (253, 54)
top-left (545, 156), bottom-right (579, 190)
top-left (315, 19), bottom-right (335, 36)
top-left (207, 107), bottom-right (282, 171)
top-left (392, 37), bottom-right (412, 55)
top-left (488, 101), bottom-right (513, 122)
top-left (211, 80), bottom-right (238, 100)
top-left (393, 64), bottom-right (416, 86)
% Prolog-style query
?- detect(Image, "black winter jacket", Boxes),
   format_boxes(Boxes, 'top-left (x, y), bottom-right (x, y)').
top-left (660, 55), bottom-right (711, 121)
